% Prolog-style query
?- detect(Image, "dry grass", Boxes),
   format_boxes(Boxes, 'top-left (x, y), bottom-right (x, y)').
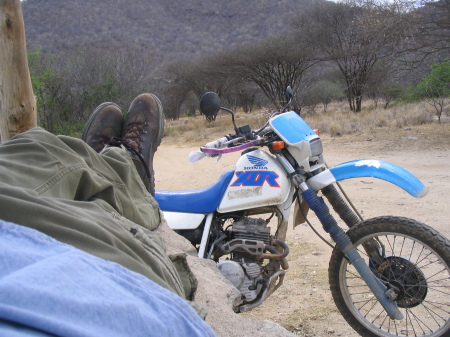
top-left (162, 100), bottom-right (448, 146)
top-left (163, 108), bottom-right (272, 145)
top-left (302, 101), bottom-right (437, 137)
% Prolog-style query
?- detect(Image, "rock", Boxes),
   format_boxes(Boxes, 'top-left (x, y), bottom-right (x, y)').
top-left (157, 216), bottom-right (295, 337)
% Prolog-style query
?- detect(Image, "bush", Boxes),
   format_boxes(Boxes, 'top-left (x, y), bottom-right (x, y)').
top-left (411, 60), bottom-right (450, 123)
top-left (413, 60), bottom-right (450, 99)
top-left (28, 46), bottom-right (158, 135)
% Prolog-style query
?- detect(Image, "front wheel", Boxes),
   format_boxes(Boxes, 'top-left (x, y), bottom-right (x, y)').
top-left (329, 216), bottom-right (450, 337)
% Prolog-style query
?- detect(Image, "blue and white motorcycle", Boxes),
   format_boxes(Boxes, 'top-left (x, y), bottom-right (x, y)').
top-left (155, 89), bottom-right (450, 337)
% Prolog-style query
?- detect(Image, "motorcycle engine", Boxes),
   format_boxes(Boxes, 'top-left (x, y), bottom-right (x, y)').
top-left (217, 217), bottom-right (271, 304)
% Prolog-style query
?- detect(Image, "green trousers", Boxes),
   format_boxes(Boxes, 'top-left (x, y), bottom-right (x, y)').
top-left (0, 127), bottom-right (195, 302)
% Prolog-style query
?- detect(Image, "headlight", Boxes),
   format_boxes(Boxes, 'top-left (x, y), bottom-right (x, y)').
top-left (309, 138), bottom-right (323, 157)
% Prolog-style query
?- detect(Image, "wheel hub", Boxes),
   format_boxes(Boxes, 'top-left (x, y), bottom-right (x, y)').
top-left (377, 256), bottom-right (428, 308)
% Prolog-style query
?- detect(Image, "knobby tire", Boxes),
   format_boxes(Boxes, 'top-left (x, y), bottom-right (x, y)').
top-left (329, 216), bottom-right (450, 337)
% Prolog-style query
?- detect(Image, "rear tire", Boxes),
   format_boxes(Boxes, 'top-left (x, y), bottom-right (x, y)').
top-left (329, 216), bottom-right (450, 337)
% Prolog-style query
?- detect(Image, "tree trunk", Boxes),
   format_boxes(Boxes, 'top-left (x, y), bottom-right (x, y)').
top-left (0, 0), bottom-right (36, 143)
top-left (355, 95), bottom-right (362, 113)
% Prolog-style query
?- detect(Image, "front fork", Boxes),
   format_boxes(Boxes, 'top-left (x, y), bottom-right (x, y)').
top-left (274, 153), bottom-right (402, 320)
top-left (300, 183), bottom-right (403, 320)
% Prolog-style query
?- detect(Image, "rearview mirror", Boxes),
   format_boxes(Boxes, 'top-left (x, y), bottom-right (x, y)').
top-left (286, 86), bottom-right (293, 103)
top-left (200, 92), bottom-right (221, 117)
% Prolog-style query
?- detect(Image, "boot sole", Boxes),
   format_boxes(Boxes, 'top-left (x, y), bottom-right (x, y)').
top-left (147, 94), bottom-right (164, 147)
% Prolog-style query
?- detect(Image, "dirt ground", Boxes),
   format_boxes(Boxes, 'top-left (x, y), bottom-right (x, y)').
top-left (154, 122), bottom-right (450, 337)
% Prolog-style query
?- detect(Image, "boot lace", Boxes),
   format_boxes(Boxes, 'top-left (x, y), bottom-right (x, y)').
top-left (106, 135), bottom-right (151, 182)
top-left (91, 132), bottom-right (111, 152)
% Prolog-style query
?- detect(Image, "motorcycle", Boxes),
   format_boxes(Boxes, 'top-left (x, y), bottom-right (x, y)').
top-left (154, 88), bottom-right (450, 337)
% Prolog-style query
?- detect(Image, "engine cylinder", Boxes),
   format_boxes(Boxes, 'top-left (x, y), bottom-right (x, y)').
top-left (231, 217), bottom-right (270, 244)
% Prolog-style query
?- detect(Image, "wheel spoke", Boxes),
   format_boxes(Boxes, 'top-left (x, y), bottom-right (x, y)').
top-left (353, 298), bottom-right (377, 307)
top-left (379, 313), bottom-right (390, 331)
top-left (371, 307), bottom-right (388, 326)
top-left (385, 235), bottom-right (396, 256)
top-left (392, 317), bottom-right (399, 335)
top-left (398, 236), bottom-right (405, 258)
top-left (331, 218), bottom-right (450, 337)
top-left (349, 291), bottom-right (374, 296)
top-left (416, 250), bottom-right (434, 267)
top-left (428, 276), bottom-right (450, 284)
top-left (422, 299), bottom-right (450, 317)
top-left (414, 245), bottom-right (426, 265)
top-left (417, 302), bottom-right (446, 329)
top-left (405, 307), bottom-right (427, 336)
top-left (423, 299), bottom-right (450, 308)
top-left (427, 285), bottom-right (450, 297)
top-left (409, 240), bottom-right (416, 261)
top-left (362, 297), bottom-right (379, 318)
top-left (426, 267), bottom-right (450, 282)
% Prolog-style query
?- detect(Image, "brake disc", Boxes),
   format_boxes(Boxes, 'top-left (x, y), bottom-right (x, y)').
top-left (377, 256), bottom-right (428, 308)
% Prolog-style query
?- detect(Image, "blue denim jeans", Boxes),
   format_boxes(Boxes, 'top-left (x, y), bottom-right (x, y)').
top-left (0, 221), bottom-right (215, 337)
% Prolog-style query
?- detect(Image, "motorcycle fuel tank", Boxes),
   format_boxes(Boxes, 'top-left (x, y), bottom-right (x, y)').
top-left (217, 150), bottom-right (291, 213)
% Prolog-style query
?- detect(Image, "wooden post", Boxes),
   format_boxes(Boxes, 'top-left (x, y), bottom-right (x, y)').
top-left (0, 0), bottom-right (36, 143)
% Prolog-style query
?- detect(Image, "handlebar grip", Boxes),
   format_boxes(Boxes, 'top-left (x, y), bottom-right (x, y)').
top-left (204, 137), bottom-right (229, 150)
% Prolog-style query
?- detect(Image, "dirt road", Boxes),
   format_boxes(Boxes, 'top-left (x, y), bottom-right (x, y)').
top-left (154, 125), bottom-right (450, 336)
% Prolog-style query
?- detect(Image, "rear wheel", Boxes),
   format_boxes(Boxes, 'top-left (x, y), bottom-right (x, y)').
top-left (329, 216), bottom-right (450, 337)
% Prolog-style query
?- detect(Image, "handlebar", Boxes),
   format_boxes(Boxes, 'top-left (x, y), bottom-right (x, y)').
top-left (187, 124), bottom-right (271, 162)
top-left (187, 135), bottom-right (262, 162)
top-left (201, 138), bottom-right (262, 154)
top-left (202, 137), bottom-right (229, 151)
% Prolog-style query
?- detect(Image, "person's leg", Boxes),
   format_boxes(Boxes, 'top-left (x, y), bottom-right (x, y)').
top-left (0, 126), bottom-right (157, 227)
top-left (0, 220), bottom-right (215, 336)
top-left (0, 127), bottom-right (190, 299)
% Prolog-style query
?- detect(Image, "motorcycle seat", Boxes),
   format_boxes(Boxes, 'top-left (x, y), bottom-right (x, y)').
top-left (154, 170), bottom-right (235, 213)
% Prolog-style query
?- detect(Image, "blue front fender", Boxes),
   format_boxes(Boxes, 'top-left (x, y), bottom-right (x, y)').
top-left (307, 159), bottom-right (428, 198)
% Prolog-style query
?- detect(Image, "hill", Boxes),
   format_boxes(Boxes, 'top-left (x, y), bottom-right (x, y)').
top-left (21, 0), bottom-right (311, 62)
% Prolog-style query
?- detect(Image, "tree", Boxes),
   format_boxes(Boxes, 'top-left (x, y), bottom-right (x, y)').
top-left (293, 0), bottom-right (408, 112)
top-left (401, 0), bottom-right (450, 64)
top-left (230, 82), bottom-right (259, 113)
top-left (364, 61), bottom-right (407, 109)
top-left (64, 46), bottom-right (157, 120)
top-left (307, 80), bottom-right (345, 112)
top-left (27, 45), bottom-right (158, 135)
top-left (0, 0), bottom-right (36, 142)
top-left (379, 82), bottom-right (405, 109)
top-left (28, 48), bottom-right (72, 133)
top-left (164, 56), bottom-right (237, 119)
top-left (220, 37), bottom-right (318, 111)
top-left (412, 60), bottom-right (450, 123)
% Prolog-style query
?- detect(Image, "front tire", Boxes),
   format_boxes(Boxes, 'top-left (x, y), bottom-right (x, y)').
top-left (329, 216), bottom-right (450, 337)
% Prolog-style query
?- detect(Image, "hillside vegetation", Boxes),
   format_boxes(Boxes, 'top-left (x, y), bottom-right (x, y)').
top-left (22, 0), bottom-right (307, 61)
top-left (21, 0), bottom-right (449, 136)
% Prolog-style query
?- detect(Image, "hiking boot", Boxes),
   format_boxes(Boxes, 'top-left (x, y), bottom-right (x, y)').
top-left (82, 102), bottom-right (123, 153)
top-left (122, 93), bottom-right (164, 195)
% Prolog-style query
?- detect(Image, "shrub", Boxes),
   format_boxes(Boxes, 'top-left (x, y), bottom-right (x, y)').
top-left (406, 60), bottom-right (450, 123)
